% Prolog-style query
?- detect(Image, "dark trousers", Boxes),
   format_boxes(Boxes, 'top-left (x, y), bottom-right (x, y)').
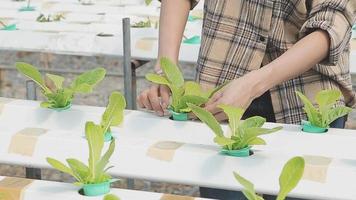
top-left (200, 91), bottom-right (347, 200)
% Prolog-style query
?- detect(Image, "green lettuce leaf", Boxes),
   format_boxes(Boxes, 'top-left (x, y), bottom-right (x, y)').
top-left (277, 157), bottom-right (305, 200)
top-left (16, 62), bottom-right (51, 93)
top-left (70, 67), bottom-right (106, 93)
top-left (160, 57), bottom-right (184, 88)
top-left (188, 103), bottom-right (224, 137)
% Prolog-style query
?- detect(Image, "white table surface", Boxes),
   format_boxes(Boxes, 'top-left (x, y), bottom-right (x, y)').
top-left (0, 176), bottom-right (210, 200)
top-left (0, 97), bottom-right (356, 200)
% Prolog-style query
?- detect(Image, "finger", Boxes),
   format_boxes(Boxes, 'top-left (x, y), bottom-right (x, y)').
top-left (159, 85), bottom-right (170, 109)
top-left (140, 90), bottom-right (152, 110)
top-left (188, 112), bottom-right (197, 120)
top-left (214, 112), bottom-right (227, 122)
top-left (206, 91), bottom-right (223, 105)
top-left (148, 85), bottom-right (164, 116)
top-left (205, 101), bottom-right (222, 115)
top-left (137, 95), bottom-right (144, 108)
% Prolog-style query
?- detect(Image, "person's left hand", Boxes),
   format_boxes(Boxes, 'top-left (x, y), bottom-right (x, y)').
top-left (204, 72), bottom-right (262, 121)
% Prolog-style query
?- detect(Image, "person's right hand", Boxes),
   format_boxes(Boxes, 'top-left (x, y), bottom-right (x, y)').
top-left (137, 84), bottom-right (171, 116)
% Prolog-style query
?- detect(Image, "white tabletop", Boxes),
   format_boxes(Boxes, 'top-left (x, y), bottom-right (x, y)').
top-left (0, 97), bottom-right (356, 199)
top-left (0, 176), bottom-right (210, 200)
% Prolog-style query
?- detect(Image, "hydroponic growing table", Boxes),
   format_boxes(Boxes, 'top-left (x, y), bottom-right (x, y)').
top-left (0, 176), bottom-right (211, 200)
top-left (0, 97), bottom-right (356, 200)
top-left (0, 0), bottom-right (201, 61)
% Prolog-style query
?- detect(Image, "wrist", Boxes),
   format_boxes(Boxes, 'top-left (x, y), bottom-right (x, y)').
top-left (246, 68), bottom-right (273, 99)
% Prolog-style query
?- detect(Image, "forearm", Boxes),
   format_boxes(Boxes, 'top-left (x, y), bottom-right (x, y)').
top-left (157, 0), bottom-right (191, 70)
top-left (251, 30), bottom-right (330, 98)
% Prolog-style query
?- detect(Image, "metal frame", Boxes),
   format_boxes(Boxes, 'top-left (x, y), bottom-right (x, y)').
top-left (25, 80), bottom-right (42, 180)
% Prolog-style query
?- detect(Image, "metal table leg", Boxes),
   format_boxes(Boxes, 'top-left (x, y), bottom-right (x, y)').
top-left (25, 80), bottom-right (42, 180)
top-left (123, 17), bottom-right (136, 110)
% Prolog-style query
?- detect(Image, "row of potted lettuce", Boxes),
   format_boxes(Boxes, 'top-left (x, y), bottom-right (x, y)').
top-left (14, 59), bottom-right (349, 199)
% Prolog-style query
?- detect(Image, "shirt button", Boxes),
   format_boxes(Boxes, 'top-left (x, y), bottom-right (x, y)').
top-left (259, 36), bottom-right (266, 42)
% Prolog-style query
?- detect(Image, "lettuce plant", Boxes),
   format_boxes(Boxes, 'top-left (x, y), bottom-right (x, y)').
top-left (104, 194), bottom-right (120, 200)
top-left (188, 104), bottom-right (282, 151)
top-left (131, 19), bottom-right (152, 28)
top-left (36, 13), bottom-right (65, 22)
top-left (100, 91), bottom-right (126, 134)
top-left (146, 57), bottom-right (219, 114)
top-left (47, 122), bottom-right (115, 186)
top-left (296, 90), bottom-right (352, 128)
top-left (234, 156), bottom-right (305, 200)
top-left (16, 62), bottom-right (106, 109)
top-left (145, 0), bottom-right (152, 5)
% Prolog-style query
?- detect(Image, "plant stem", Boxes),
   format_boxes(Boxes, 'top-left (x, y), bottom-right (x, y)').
top-left (0, 20), bottom-right (6, 28)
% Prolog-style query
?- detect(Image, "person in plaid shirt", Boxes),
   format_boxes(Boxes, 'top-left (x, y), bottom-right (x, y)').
top-left (138, 0), bottom-right (355, 199)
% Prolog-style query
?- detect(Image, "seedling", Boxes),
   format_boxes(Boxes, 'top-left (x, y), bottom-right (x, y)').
top-left (16, 62), bottom-right (106, 110)
top-left (183, 35), bottom-right (201, 44)
top-left (18, 0), bottom-right (36, 11)
top-left (47, 122), bottom-right (116, 196)
top-left (99, 91), bottom-right (126, 142)
top-left (145, 57), bottom-right (218, 121)
top-left (145, 0), bottom-right (152, 5)
top-left (188, 104), bottom-right (282, 157)
top-left (234, 156), bottom-right (305, 200)
top-left (78, 0), bottom-right (95, 5)
top-left (104, 194), bottom-right (120, 200)
top-left (36, 13), bottom-right (65, 22)
top-left (296, 90), bottom-right (352, 133)
top-left (131, 19), bottom-right (152, 28)
top-left (0, 20), bottom-right (17, 31)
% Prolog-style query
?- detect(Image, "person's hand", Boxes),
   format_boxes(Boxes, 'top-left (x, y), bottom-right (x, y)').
top-left (204, 71), bottom-right (263, 121)
top-left (137, 84), bottom-right (171, 116)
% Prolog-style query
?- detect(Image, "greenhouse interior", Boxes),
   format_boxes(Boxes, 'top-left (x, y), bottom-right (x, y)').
top-left (0, 0), bottom-right (355, 200)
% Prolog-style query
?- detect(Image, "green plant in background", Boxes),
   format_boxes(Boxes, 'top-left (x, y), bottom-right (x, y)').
top-left (131, 19), bottom-right (152, 28)
top-left (145, 0), bottom-right (152, 5)
top-left (296, 90), bottom-right (352, 128)
top-left (100, 91), bottom-right (126, 134)
top-left (36, 13), bottom-right (65, 22)
top-left (234, 156), bottom-right (305, 200)
top-left (146, 57), bottom-right (219, 114)
top-left (16, 62), bottom-right (106, 109)
top-left (47, 121), bottom-right (115, 186)
top-left (104, 194), bottom-right (120, 200)
top-left (188, 104), bottom-right (282, 151)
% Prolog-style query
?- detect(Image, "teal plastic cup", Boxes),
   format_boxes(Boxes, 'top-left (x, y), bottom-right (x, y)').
top-left (82, 181), bottom-right (110, 196)
top-left (221, 146), bottom-right (252, 157)
top-left (183, 35), bottom-right (201, 44)
top-left (301, 120), bottom-right (328, 134)
top-left (104, 131), bottom-right (113, 142)
top-left (169, 109), bottom-right (188, 121)
top-left (18, 6), bottom-right (36, 12)
top-left (50, 103), bottom-right (72, 112)
top-left (1, 24), bottom-right (17, 31)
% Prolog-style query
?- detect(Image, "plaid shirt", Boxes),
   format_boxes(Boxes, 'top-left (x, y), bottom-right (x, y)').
top-left (189, 0), bottom-right (356, 124)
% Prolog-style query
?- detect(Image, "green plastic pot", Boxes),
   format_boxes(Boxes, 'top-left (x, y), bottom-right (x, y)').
top-left (82, 181), bottom-right (110, 196)
top-left (18, 6), bottom-right (36, 12)
top-left (301, 120), bottom-right (328, 134)
top-left (221, 146), bottom-right (252, 157)
top-left (104, 131), bottom-right (113, 142)
top-left (183, 35), bottom-right (201, 44)
top-left (0, 24), bottom-right (17, 31)
top-left (50, 103), bottom-right (72, 112)
top-left (169, 109), bottom-right (188, 121)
